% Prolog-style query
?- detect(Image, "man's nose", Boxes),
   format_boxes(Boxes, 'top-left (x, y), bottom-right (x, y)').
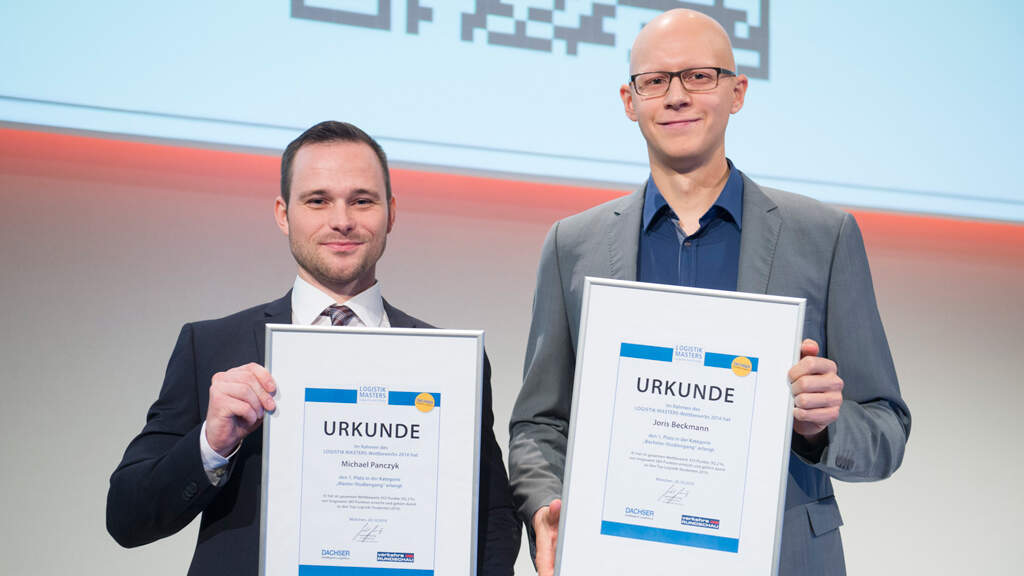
top-left (663, 75), bottom-right (692, 108)
top-left (328, 205), bottom-right (355, 232)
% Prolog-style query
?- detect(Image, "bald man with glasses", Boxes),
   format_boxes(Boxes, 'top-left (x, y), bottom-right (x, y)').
top-left (508, 9), bottom-right (910, 576)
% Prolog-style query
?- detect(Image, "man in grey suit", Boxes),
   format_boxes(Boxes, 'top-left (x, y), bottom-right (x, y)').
top-left (508, 9), bottom-right (910, 576)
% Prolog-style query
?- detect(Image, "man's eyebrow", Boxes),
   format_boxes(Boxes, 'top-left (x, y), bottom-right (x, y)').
top-left (351, 188), bottom-right (382, 198)
top-left (296, 189), bottom-right (329, 199)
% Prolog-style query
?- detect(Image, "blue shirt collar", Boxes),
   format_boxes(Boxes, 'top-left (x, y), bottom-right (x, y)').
top-left (642, 160), bottom-right (744, 231)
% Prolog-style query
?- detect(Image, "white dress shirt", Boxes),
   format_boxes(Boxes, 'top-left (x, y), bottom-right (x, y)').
top-left (289, 274), bottom-right (390, 328)
top-left (200, 276), bottom-right (390, 483)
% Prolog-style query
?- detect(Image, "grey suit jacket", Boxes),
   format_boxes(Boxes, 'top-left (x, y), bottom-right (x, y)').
top-left (508, 175), bottom-right (911, 575)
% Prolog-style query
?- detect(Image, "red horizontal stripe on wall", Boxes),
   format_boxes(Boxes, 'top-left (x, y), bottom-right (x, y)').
top-left (851, 210), bottom-right (1024, 261)
top-left (2, 126), bottom-right (1021, 257)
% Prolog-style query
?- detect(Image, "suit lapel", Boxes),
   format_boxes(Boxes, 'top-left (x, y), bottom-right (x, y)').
top-left (608, 188), bottom-right (645, 281)
top-left (383, 299), bottom-right (418, 328)
top-left (255, 291), bottom-right (292, 362)
top-left (736, 175), bottom-right (781, 294)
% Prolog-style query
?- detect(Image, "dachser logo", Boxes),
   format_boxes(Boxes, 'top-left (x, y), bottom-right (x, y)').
top-left (624, 506), bottom-right (655, 520)
top-left (321, 548), bottom-right (350, 560)
top-left (377, 551), bottom-right (415, 563)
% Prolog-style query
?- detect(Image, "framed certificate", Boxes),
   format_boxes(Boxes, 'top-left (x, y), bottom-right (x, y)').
top-left (259, 325), bottom-right (484, 576)
top-left (557, 278), bottom-right (805, 575)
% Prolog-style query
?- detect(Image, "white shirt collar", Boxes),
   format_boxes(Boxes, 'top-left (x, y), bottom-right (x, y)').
top-left (290, 275), bottom-right (389, 328)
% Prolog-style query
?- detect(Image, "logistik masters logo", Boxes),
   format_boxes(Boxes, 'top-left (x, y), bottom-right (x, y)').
top-left (358, 385), bottom-right (387, 403)
top-left (674, 344), bottom-right (704, 363)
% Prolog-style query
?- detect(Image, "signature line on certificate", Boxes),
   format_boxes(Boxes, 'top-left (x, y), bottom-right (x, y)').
top-left (658, 484), bottom-right (691, 506)
top-left (353, 523), bottom-right (384, 543)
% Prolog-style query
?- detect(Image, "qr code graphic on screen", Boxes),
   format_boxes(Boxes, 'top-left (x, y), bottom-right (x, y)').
top-left (292, 0), bottom-right (769, 78)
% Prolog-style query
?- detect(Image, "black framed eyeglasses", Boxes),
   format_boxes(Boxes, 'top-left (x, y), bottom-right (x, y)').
top-left (630, 67), bottom-right (737, 96)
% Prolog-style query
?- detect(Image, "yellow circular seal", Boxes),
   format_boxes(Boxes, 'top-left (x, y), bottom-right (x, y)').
top-left (414, 392), bottom-right (436, 413)
top-left (731, 356), bottom-right (752, 377)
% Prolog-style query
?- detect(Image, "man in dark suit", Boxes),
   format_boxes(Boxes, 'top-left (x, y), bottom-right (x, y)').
top-left (107, 121), bottom-right (520, 575)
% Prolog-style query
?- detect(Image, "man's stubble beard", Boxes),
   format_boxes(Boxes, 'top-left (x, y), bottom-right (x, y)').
top-left (290, 235), bottom-right (386, 294)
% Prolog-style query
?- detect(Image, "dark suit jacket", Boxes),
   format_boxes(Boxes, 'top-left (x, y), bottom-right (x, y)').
top-left (107, 292), bottom-right (520, 575)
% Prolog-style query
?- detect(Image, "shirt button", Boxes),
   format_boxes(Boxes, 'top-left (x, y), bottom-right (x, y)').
top-left (684, 241), bottom-right (692, 247)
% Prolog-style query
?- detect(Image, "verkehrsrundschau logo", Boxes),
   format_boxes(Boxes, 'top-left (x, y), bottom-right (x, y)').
top-left (377, 551), bottom-right (415, 563)
top-left (681, 514), bottom-right (721, 530)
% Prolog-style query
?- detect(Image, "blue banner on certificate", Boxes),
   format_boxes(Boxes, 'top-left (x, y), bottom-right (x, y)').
top-left (601, 344), bottom-right (759, 553)
top-left (298, 388), bottom-right (442, 574)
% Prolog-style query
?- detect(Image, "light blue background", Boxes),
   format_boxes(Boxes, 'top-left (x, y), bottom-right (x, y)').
top-left (1, 1), bottom-right (1020, 221)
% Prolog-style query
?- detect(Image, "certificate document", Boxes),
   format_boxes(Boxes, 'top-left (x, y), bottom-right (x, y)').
top-left (557, 278), bottom-right (805, 576)
top-left (260, 326), bottom-right (483, 576)
top-left (298, 388), bottom-right (441, 571)
top-left (601, 344), bottom-right (758, 552)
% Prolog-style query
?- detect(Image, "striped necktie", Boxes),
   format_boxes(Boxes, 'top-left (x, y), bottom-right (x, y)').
top-left (321, 304), bottom-right (356, 326)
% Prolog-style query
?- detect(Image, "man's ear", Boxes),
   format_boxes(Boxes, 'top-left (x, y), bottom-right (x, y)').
top-left (620, 83), bottom-right (639, 122)
top-left (274, 196), bottom-right (289, 236)
top-left (730, 74), bottom-right (748, 114)
top-left (386, 195), bottom-right (397, 233)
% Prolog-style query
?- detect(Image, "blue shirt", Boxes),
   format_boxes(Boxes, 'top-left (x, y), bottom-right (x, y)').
top-left (637, 163), bottom-right (744, 291)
